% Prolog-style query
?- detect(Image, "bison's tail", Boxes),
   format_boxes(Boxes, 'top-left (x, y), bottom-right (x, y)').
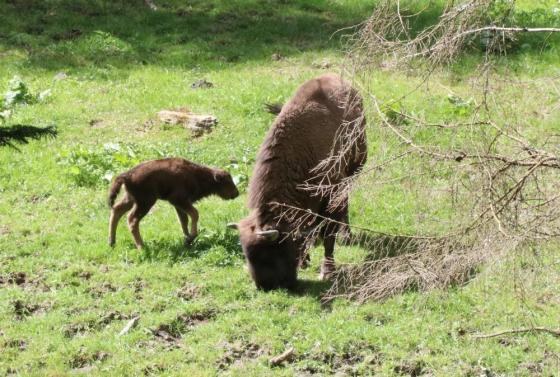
top-left (264, 102), bottom-right (283, 115)
top-left (108, 173), bottom-right (126, 208)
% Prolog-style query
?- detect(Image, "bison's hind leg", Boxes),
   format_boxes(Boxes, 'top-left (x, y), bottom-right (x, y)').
top-left (319, 196), bottom-right (349, 281)
top-left (109, 193), bottom-right (134, 247)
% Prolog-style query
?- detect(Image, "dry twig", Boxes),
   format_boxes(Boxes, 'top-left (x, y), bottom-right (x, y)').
top-left (269, 347), bottom-right (295, 366)
top-left (473, 327), bottom-right (560, 339)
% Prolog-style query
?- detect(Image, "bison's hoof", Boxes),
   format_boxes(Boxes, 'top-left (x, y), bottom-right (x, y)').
top-left (319, 268), bottom-right (335, 281)
top-left (109, 239), bottom-right (115, 247)
top-left (319, 271), bottom-right (334, 281)
top-left (298, 254), bottom-right (311, 269)
top-left (319, 259), bottom-right (335, 281)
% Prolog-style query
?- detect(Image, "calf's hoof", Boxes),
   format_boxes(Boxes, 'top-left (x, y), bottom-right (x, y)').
top-left (184, 234), bottom-right (197, 245)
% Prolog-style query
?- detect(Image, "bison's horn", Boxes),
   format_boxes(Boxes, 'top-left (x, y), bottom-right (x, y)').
top-left (226, 223), bottom-right (239, 230)
top-left (256, 229), bottom-right (279, 241)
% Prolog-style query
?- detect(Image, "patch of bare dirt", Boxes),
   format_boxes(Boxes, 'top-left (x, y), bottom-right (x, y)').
top-left (297, 342), bottom-right (381, 376)
top-left (64, 321), bottom-right (95, 338)
top-left (216, 341), bottom-right (264, 370)
top-left (519, 361), bottom-right (543, 375)
top-left (149, 310), bottom-right (216, 348)
top-left (0, 272), bottom-right (27, 286)
top-left (98, 265), bottom-right (109, 273)
top-left (87, 282), bottom-right (117, 298)
top-left (177, 310), bottom-right (215, 326)
top-left (129, 278), bottom-right (147, 299)
top-left (97, 311), bottom-right (132, 326)
top-left (69, 348), bottom-right (109, 371)
top-left (149, 324), bottom-right (182, 348)
top-left (394, 360), bottom-right (427, 377)
top-left (13, 299), bottom-right (50, 320)
top-left (0, 272), bottom-right (50, 292)
top-left (88, 119), bottom-right (106, 128)
top-left (71, 269), bottom-right (94, 280)
top-left (65, 311), bottom-right (130, 338)
top-left (176, 282), bottom-right (200, 300)
top-left (4, 338), bottom-right (27, 351)
top-left (27, 192), bottom-right (51, 203)
top-left (142, 363), bottom-right (167, 375)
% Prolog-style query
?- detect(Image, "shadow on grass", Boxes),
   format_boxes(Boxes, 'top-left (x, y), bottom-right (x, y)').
top-left (2, 1), bottom-right (557, 76)
top-left (139, 228), bottom-right (242, 264)
top-left (0, 0), bottom-right (373, 72)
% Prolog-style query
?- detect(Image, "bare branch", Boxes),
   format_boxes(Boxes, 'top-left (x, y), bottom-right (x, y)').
top-left (473, 327), bottom-right (560, 339)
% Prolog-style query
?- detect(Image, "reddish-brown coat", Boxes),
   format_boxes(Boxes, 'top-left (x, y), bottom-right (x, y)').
top-left (108, 158), bottom-right (238, 249)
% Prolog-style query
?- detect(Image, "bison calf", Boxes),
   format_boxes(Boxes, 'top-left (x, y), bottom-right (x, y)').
top-left (108, 158), bottom-right (239, 249)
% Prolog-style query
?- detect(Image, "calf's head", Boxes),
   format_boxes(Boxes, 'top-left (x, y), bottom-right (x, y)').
top-left (228, 218), bottom-right (298, 291)
top-left (213, 169), bottom-right (239, 199)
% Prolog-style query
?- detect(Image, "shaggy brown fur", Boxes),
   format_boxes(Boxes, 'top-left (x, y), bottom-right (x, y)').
top-left (231, 73), bottom-right (367, 290)
top-left (108, 158), bottom-right (238, 249)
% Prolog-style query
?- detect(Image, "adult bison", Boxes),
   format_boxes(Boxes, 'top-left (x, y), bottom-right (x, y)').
top-left (229, 73), bottom-right (367, 290)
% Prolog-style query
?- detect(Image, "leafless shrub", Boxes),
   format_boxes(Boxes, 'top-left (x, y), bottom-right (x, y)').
top-left (274, 1), bottom-right (560, 302)
top-left (348, 0), bottom-right (560, 69)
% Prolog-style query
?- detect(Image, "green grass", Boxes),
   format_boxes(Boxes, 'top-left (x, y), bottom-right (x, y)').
top-left (1, 1), bottom-right (560, 376)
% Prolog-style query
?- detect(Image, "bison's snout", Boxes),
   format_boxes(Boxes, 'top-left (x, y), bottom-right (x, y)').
top-left (256, 276), bottom-right (297, 291)
top-left (247, 254), bottom-right (298, 291)
top-left (229, 187), bottom-right (240, 199)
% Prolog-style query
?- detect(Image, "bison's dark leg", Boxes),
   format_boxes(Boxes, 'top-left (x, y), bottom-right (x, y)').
top-left (127, 199), bottom-right (155, 249)
top-left (109, 193), bottom-right (134, 247)
top-left (319, 196), bottom-right (349, 280)
top-left (320, 235), bottom-right (336, 281)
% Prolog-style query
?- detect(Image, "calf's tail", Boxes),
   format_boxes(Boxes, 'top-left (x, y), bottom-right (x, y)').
top-left (108, 174), bottom-right (126, 207)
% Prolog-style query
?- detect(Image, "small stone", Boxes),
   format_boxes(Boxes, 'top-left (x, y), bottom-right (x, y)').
top-left (54, 72), bottom-right (68, 81)
top-left (191, 79), bottom-right (213, 89)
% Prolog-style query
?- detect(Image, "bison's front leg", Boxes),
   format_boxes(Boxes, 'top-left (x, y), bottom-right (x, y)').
top-left (296, 242), bottom-right (311, 269)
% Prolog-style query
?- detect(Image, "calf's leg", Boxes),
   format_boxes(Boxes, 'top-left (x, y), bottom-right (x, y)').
top-left (170, 196), bottom-right (199, 245)
top-left (109, 194), bottom-right (134, 246)
top-left (127, 200), bottom-right (154, 249)
top-left (185, 205), bottom-right (199, 244)
top-left (174, 206), bottom-right (189, 238)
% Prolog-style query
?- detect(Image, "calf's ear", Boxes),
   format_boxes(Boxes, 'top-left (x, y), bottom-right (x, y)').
top-left (213, 169), bottom-right (230, 183)
top-left (226, 223), bottom-right (239, 230)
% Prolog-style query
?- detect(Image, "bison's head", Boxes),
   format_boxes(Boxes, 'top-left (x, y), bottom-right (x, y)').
top-left (228, 217), bottom-right (299, 291)
top-left (213, 169), bottom-right (239, 200)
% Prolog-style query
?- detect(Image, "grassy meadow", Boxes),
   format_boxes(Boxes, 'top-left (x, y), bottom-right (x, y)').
top-left (0, 0), bottom-right (559, 376)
